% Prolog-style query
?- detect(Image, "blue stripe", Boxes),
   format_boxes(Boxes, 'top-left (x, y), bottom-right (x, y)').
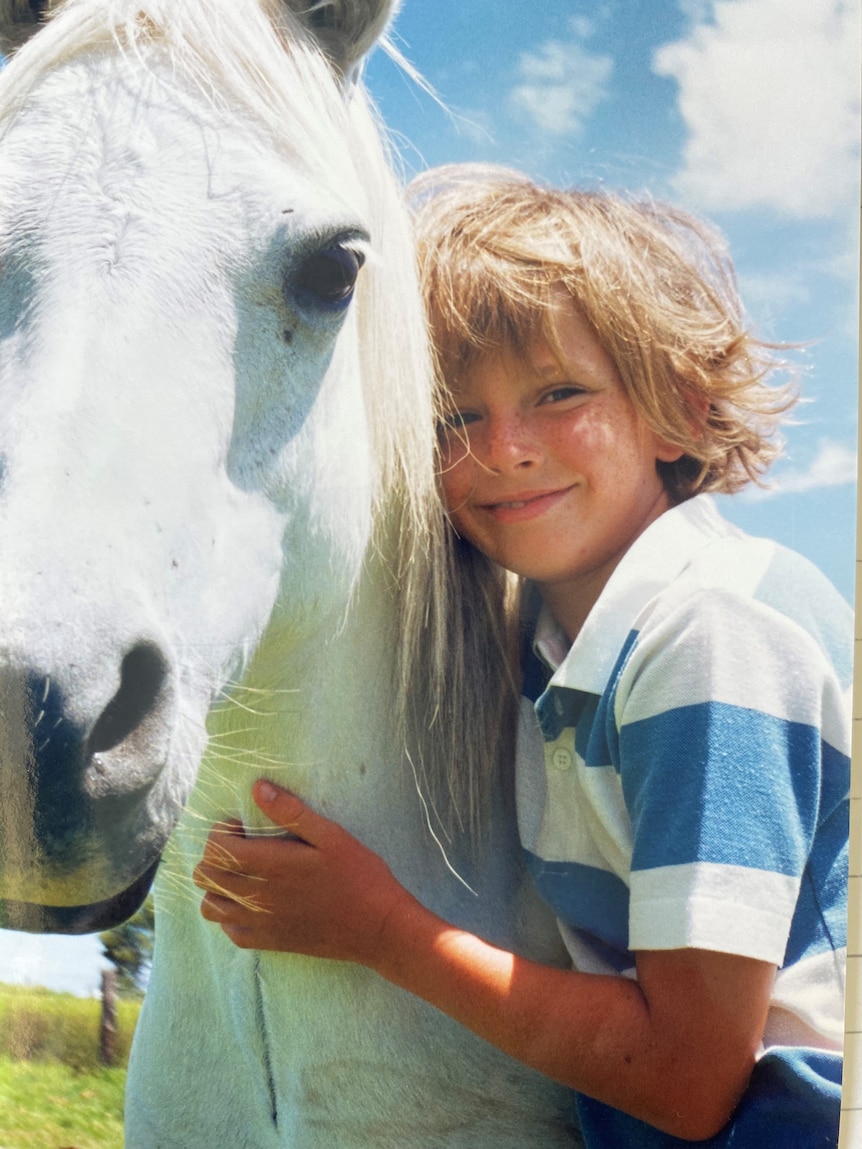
top-left (521, 643), bottom-right (551, 706)
top-left (576, 1047), bottom-right (841, 1148)
top-left (523, 850), bottom-right (630, 955)
top-left (820, 738), bottom-right (852, 820)
top-left (620, 701), bottom-right (823, 876)
top-left (576, 628), bottom-right (639, 767)
top-left (782, 740), bottom-right (851, 962)
top-left (784, 800), bottom-right (849, 964)
top-left (535, 686), bottom-right (589, 741)
top-left (535, 628), bottom-right (637, 754)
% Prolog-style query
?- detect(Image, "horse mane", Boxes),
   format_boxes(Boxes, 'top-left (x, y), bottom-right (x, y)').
top-left (0, 0), bottom-right (511, 834)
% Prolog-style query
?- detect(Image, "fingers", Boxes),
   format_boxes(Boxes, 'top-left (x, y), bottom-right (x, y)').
top-left (200, 820), bottom-right (250, 872)
top-left (199, 885), bottom-right (269, 919)
top-left (195, 789), bottom-right (325, 906)
top-left (252, 779), bottom-right (336, 848)
top-left (193, 861), bottom-right (268, 907)
top-left (199, 890), bottom-right (265, 950)
top-left (200, 808), bottom-right (305, 874)
top-left (201, 784), bottom-right (338, 857)
top-left (195, 785), bottom-right (351, 951)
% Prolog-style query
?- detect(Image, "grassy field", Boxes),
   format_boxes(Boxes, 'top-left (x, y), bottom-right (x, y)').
top-left (0, 984), bottom-right (140, 1149)
top-left (0, 1056), bottom-right (126, 1149)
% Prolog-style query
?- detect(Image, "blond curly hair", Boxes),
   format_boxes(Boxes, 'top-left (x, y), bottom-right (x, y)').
top-left (410, 163), bottom-right (795, 501)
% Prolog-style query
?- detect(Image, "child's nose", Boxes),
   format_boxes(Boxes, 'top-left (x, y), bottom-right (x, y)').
top-left (483, 414), bottom-right (541, 472)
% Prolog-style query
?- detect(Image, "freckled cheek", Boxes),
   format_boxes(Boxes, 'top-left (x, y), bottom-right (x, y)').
top-left (438, 451), bottom-right (475, 515)
top-left (545, 421), bottom-right (601, 471)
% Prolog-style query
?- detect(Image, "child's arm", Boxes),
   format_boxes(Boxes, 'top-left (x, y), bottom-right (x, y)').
top-left (194, 780), bottom-right (775, 1142)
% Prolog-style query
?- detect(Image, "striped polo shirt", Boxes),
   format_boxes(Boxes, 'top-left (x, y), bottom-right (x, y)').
top-left (517, 494), bottom-right (850, 1058)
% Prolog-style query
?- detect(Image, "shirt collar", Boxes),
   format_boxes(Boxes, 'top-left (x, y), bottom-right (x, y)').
top-left (534, 494), bottom-right (732, 697)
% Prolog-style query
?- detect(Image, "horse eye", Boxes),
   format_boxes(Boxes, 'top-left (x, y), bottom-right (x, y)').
top-left (294, 244), bottom-right (365, 312)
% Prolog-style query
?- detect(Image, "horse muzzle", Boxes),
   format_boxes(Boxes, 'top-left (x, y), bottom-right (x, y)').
top-left (0, 857), bottom-right (160, 934)
top-left (0, 639), bottom-right (177, 924)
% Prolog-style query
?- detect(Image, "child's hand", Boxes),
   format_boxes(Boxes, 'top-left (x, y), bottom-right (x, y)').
top-left (193, 780), bottom-right (412, 965)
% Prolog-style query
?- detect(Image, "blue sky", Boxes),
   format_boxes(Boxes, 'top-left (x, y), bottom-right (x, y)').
top-left (366, 0), bottom-right (859, 602)
top-left (1, 0), bottom-right (858, 995)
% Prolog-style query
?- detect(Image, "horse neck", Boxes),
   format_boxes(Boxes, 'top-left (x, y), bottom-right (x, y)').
top-left (197, 545), bottom-right (422, 857)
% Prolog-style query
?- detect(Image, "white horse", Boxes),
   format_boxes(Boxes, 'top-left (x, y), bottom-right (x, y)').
top-left (0, 1), bottom-right (578, 1143)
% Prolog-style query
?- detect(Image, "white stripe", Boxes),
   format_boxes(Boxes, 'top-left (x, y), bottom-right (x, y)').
top-left (767, 947), bottom-right (847, 1049)
top-left (629, 861), bottom-right (799, 963)
top-left (517, 702), bottom-right (633, 876)
top-left (557, 922), bottom-right (636, 977)
top-left (542, 495), bottom-right (731, 696)
top-left (617, 590), bottom-right (846, 744)
top-left (686, 532), bottom-right (775, 598)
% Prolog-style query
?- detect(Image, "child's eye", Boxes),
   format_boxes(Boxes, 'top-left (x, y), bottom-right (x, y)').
top-left (539, 386), bottom-right (586, 405)
top-left (436, 410), bottom-right (480, 434)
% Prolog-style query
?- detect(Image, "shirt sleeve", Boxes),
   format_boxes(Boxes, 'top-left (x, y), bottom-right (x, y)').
top-left (613, 587), bottom-right (849, 964)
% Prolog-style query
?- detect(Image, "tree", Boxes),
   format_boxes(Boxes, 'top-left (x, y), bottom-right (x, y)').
top-left (99, 894), bottom-right (155, 998)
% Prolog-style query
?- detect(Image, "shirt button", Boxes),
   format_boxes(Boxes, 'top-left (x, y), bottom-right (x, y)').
top-left (551, 747), bottom-right (573, 770)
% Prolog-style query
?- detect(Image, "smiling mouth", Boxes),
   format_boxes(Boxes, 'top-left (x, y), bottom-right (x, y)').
top-left (481, 486), bottom-right (574, 520)
top-left (485, 489), bottom-right (560, 508)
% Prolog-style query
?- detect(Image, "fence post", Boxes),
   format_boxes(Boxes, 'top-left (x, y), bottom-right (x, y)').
top-left (99, 968), bottom-right (118, 1067)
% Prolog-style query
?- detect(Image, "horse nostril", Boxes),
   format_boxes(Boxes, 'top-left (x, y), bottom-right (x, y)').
top-left (88, 644), bottom-right (169, 755)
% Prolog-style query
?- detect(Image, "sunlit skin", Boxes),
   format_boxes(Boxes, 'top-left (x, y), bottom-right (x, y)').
top-left (195, 782), bottom-right (774, 1140)
top-left (438, 300), bottom-right (683, 640)
top-left (195, 304), bottom-right (777, 1141)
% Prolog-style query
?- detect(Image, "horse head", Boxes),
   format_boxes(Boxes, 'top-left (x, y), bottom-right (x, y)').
top-left (0, 0), bottom-right (436, 933)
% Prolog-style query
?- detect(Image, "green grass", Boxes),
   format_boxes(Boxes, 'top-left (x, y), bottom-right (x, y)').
top-left (0, 984), bottom-right (141, 1148)
top-left (0, 1056), bottom-right (125, 1149)
top-left (0, 985), bottom-right (140, 1072)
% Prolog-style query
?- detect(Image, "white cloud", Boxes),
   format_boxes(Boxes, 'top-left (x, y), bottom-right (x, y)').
top-left (654, 0), bottom-right (861, 218)
top-left (570, 16), bottom-right (597, 40)
top-left (744, 439), bottom-right (858, 500)
top-left (509, 37), bottom-right (613, 137)
top-left (739, 269), bottom-right (811, 309)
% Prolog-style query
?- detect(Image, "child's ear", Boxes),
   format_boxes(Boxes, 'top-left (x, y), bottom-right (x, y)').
top-left (655, 439), bottom-right (685, 464)
top-left (653, 388), bottom-right (712, 463)
top-left (681, 389), bottom-right (712, 442)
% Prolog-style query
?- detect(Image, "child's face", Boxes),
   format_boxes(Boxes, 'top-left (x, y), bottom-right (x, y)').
top-left (438, 301), bottom-right (682, 631)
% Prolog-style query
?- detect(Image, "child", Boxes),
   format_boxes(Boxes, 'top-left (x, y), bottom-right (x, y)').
top-left (193, 164), bottom-right (850, 1146)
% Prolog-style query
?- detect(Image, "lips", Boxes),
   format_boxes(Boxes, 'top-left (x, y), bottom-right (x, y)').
top-left (479, 486), bottom-right (574, 523)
